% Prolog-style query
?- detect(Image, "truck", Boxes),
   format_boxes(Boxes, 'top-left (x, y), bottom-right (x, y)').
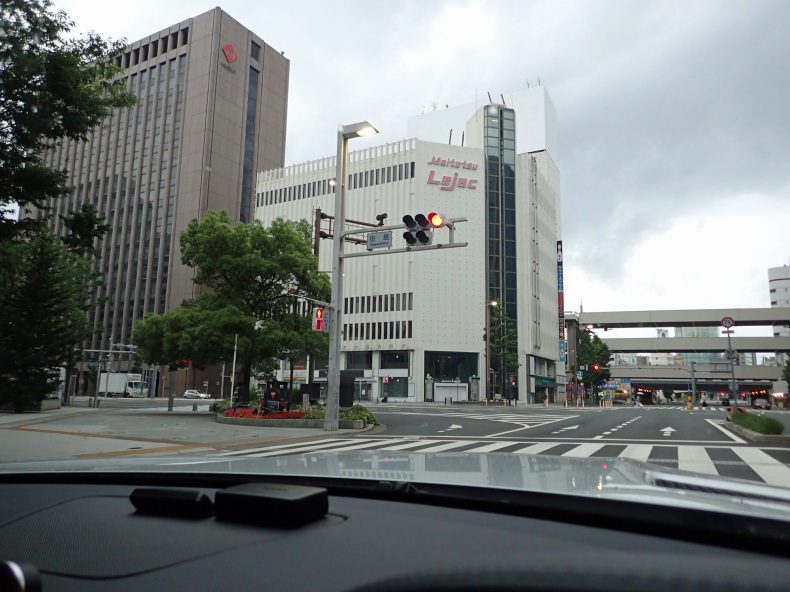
top-left (99, 373), bottom-right (149, 398)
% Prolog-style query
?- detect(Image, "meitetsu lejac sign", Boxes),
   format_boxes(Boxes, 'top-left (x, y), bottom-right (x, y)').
top-left (426, 156), bottom-right (479, 191)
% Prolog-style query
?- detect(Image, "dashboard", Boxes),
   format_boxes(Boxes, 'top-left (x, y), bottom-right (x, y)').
top-left (0, 472), bottom-right (788, 592)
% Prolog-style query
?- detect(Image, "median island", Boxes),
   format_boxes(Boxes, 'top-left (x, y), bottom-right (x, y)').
top-left (211, 400), bottom-right (378, 430)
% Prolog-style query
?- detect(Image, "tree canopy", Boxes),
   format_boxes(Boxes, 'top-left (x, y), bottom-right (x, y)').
top-left (0, 231), bottom-right (99, 407)
top-left (578, 331), bottom-right (612, 394)
top-left (483, 306), bottom-right (520, 399)
top-left (132, 212), bottom-right (331, 396)
top-left (0, 0), bottom-right (135, 240)
top-left (0, 1), bottom-right (134, 408)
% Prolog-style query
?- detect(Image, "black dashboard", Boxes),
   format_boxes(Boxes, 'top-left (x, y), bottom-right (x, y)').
top-left (0, 471), bottom-right (789, 592)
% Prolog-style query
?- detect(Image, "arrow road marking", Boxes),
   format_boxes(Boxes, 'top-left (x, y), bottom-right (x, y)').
top-left (661, 427), bottom-right (676, 437)
top-left (551, 425), bottom-right (579, 434)
top-left (438, 424), bottom-right (462, 433)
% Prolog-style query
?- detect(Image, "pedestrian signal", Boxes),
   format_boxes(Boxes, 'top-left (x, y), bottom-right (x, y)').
top-left (312, 308), bottom-right (329, 332)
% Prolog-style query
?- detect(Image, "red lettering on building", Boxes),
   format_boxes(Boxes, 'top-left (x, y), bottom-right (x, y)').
top-left (426, 169), bottom-right (478, 191)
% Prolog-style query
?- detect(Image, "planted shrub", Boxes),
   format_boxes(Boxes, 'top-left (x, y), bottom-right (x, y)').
top-left (731, 411), bottom-right (784, 435)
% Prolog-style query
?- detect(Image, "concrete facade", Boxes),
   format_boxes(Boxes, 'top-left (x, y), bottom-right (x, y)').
top-left (255, 100), bottom-right (562, 403)
top-left (769, 265), bottom-right (790, 367)
top-left (36, 9), bottom-right (289, 395)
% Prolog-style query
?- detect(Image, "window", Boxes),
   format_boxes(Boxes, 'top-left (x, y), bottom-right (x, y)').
top-left (347, 351), bottom-right (372, 369)
top-left (381, 350), bottom-right (409, 369)
top-left (251, 41), bottom-right (261, 61)
top-left (180, 28), bottom-right (189, 45)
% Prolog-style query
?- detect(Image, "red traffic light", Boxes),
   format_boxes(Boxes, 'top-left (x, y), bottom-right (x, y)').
top-left (428, 212), bottom-right (444, 227)
top-left (592, 364), bottom-right (600, 371)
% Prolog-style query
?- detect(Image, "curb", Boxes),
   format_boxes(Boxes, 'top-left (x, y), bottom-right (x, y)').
top-left (215, 414), bottom-right (367, 430)
top-left (723, 421), bottom-right (790, 443)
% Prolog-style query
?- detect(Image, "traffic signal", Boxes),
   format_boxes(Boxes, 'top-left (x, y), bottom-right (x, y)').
top-left (427, 212), bottom-right (452, 229)
top-left (592, 364), bottom-right (600, 371)
top-left (402, 214), bottom-right (433, 247)
top-left (312, 308), bottom-right (328, 332)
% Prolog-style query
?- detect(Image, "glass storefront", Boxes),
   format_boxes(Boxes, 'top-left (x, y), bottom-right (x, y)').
top-left (381, 376), bottom-right (408, 398)
top-left (424, 351), bottom-right (478, 383)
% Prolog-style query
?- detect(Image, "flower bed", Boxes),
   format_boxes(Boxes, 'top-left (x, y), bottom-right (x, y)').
top-left (222, 408), bottom-right (306, 420)
top-left (216, 404), bottom-right (376, 430)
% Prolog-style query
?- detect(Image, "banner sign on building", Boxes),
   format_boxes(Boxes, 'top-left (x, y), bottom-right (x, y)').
top-left (557, 241), bottom-right (565, 341)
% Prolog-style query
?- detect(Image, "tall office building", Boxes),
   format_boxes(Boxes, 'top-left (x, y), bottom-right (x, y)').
top-left (35, 9), bottom-right (289, 393)
top-left (255, 87), bottom-right (562, 403)
top-left (768, 264), bottom-right (790, 366)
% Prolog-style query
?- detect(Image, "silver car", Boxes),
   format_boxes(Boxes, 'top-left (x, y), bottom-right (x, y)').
top-left (183, 389), bottom-right (210, 399)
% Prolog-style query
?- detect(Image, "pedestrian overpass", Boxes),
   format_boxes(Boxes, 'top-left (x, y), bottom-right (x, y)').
top-left (564, 307), bottom-right (790, 395)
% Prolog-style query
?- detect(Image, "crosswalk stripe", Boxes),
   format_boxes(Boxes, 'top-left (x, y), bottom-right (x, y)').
top-left (212, 438), bottom-right (351, 457)
top-left (562, 443), bottom-right (607, 458)
top-left (730, 448), bottom-right (790, 487)
top-left (377, 440), bottom-right (446, 451)
top-left (512, 442), bottom-right (561, 455)
top-left (242, 438), bottom-right (406, 458)
top-left (415, 440), bottom-right (485, 452)
top-left (464, 441), bottom-right (522, 453)
top-left (677, 446), bottom-right (718, 475)
top-left (621, 444), bottom-right (652, 462)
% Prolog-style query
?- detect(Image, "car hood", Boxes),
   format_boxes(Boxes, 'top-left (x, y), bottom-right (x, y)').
top-left (2, 451), bottom-right (790, 520)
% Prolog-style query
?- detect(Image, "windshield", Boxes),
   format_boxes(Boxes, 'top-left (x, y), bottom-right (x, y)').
top-left (2, 0), bottom-right (790, 523)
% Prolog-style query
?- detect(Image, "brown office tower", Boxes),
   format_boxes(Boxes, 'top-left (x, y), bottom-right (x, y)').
top-left (35, 8), bottom-right (289, 397)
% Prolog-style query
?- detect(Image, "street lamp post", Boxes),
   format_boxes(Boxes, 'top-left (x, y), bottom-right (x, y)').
top-left (485, 300), bottom-right (497, 402)
top-left (325, 121), bottom-right (378, 431)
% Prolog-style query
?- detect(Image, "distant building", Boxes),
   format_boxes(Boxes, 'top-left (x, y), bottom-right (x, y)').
top-left (674, 326), bottom-right (722, 366)
top-left (33, 8), bottom-right (289, 395)
top-left (769, 265), bottom-right (790, 367)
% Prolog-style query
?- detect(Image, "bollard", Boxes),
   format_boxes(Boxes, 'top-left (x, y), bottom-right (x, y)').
top-left (193, 403), bottom-right (198, 412)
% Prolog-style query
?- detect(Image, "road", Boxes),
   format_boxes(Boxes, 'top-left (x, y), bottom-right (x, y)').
top-left (2, 399), bottom-right (790, 488)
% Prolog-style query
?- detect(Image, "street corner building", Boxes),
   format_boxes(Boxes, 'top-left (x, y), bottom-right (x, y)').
top-left (31, 8), bottom-right (290, 397)
top-left (255, 87), bottom-right (566, 404)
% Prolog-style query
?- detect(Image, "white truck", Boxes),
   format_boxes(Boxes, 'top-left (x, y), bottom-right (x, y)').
top-left (99, 373), bottom-right (148, 398)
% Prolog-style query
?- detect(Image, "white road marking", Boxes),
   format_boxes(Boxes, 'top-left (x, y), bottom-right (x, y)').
top-left (415, 440), bottom-right (484, 452)
top-left (620, 444), bottom-right (652, 462)
top-left (212, 438), bottom-right (351, 456)
top-left (705, 418), bottom-right (745, 443)
top-left (243, 438), bottom-right (407, 458)
top-left (512, 442), bottom-right (562, 455)
top-left (562, 443), bottom-right (607, 458)
top-left (677, 445), bottom-right (718, 475)
top-left (464, 441), bottom-right (521, 453)
top-left (730, 448), bottom-right (790, 488)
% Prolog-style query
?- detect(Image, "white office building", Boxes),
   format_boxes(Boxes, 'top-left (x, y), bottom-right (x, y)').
top-left (769, 265), bottom-right (790, 367)
top-left (255, 89), bottom-right (562, 403)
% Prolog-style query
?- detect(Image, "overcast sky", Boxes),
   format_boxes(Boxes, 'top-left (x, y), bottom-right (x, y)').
top-left (54, 0), bottom-right (790, 322)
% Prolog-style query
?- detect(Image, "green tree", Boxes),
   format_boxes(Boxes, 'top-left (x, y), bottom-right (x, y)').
top-left (578, 331), bottom-right (612, 397)
top-left (0, 0), bottom-right (135, 240)
top-left (483, 306), bottom-right (520, 399)
top-left (782, 357), bottom-right (790, 387)
top-left (132, 212), bottom-right (330, 399)
top-left (0, 232), bottom-right (98, 410)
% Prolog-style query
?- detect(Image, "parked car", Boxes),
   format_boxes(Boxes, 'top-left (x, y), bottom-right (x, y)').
top-left (752, 398), bottom-right (772, 410)
top-left (183, 390), bottom-right (210, 399)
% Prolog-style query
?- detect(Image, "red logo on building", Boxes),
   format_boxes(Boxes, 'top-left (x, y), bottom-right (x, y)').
top-left (222, 44), bottom-right (238, 63)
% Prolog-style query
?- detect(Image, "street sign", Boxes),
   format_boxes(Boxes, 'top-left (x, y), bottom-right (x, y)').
top-left (366, 231), bottom-right (393, 250)
top-left (203, 380), bottom-right (208, 387)
top-left (576, 371), bottom-right (583, 379)
top-left (70, 367), bottom-right (80, 375)
top-left (721, 317), bottom-right (735, 328)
